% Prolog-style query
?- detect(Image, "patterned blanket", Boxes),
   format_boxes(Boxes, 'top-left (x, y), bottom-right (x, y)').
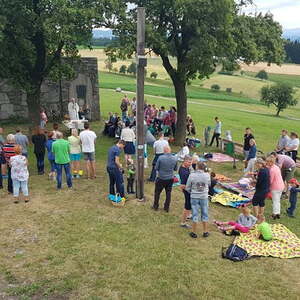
top-left (219, 182), bottom-right (255, 199)
top-left (211, 191), bottom-right (251, 208)
top-left (234, 224), bottom-right (300, 259)
top-left (209, 153), bottom-right (237, 163)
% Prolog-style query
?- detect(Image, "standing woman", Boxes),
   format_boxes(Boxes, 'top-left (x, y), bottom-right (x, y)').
top-left (120, 121), bottom-right (136, 162)
top-left (68, 129), bottom-right (82, 177)
top-left (32, 127), bottom-right (46, 175)
top-left (2, 134), bottom-right (17, 193)
top-left (266, 156), bottom-right (285, 219)
top-left (209, 117), bottom-right (222, 148)
top-left (169, 106), bottom-right (177, 137)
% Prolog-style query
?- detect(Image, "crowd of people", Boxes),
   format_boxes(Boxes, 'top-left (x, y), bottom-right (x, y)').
top-left (0, 94), bottom-right (299, 240)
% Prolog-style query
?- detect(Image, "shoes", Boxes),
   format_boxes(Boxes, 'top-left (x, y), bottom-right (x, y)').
top-left (151, 206), bottom-right (158, 211)
top-left (203, 232), bottom-right (210, 238)
top-left (271, 214), bottom-right (280, 220)
top-left (164, 208), bottom-right (169, 213)
top-left (24, 198), bottom-right (30, 203)
top-left (180, 223), bottom-right (192, 229)
top-left (13, 200), bottom-right (19, 204)
top-left (189, 232), bottom-right (198, 239)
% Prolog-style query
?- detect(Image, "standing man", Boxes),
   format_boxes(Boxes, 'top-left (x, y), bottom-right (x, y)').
top-left (15, 128), bottom-right (29, 157)
top-left (152, 146), bottom-right (177, 212)
top-left (79, 123), bottom-right (97, 179)
top-left (107, 140), bottom-right (126, 198)
top-left (120, 95), bottom-right (129, 122)
top-left (243, 128), bottom-right (254, 159)
top-left (52, 132), bottom-right (72, 190)
top-left (276, 129), bottom-right (290, 153)
top-left (285, 132), bottom-right (299, 162)
top-left (148, 132), bottom-right (169, 182)
top-left (68, 98), bottom-right (79, 120)
top-left (209, 117), bottom-right (222, 147)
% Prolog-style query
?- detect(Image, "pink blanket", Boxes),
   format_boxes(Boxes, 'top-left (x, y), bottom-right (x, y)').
top-left (209, 153), bottom-right (236, 163)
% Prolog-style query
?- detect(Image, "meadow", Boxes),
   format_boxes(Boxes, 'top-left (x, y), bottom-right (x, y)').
top-left (0, 55), bottom-right (300, 299)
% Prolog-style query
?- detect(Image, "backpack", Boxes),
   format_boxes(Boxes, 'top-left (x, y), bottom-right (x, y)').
top-left (222, 244), bottom-right (249, 262)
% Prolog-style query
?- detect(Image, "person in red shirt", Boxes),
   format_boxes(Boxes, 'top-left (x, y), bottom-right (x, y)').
top-left (2, 134), bottom-right (16, 193)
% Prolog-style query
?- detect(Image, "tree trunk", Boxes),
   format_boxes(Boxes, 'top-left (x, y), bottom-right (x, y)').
top-left (276, 108), bottom-right (281, 116)
top-left (26, 86), bottom-right (42, 134)
top-left (173, 78), bottom-right (187, 145)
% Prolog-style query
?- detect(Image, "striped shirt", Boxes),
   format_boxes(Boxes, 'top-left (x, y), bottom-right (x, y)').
top-left (2, 143), bottom-right (16, 163)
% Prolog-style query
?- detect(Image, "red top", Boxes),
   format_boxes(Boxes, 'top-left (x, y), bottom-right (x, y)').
top-left (2, 143), bottom-right (16, 163)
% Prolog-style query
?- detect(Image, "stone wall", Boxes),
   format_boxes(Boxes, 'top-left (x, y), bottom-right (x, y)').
top-left (0, 57), bottom-right (100, 121)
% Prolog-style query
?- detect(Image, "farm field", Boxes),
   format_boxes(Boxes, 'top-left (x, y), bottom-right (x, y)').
top-left (1, 86), bottom-right (300, 298)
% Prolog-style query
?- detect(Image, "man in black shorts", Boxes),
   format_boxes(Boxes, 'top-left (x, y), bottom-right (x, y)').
top-left (179, 155), bottom-right (193, 228)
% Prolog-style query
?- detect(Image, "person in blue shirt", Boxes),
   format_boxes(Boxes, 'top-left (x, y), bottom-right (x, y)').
top-left (107, 140), bottom-right (126, 198)
top-left (45, 131), bottom-right (56, 180)
top-left (287, 178), bottom-right (300, 217)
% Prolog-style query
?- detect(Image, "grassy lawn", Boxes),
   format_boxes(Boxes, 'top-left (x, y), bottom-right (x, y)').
top-left (1, 83), bottom-right (300, 299)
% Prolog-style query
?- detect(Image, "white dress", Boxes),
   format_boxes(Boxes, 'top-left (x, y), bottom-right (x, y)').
top-left (68, 102), bottom-right (79, 120)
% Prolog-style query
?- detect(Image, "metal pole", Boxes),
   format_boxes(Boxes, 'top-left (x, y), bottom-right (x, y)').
top-left (136, 7), bottom-right (147, 200)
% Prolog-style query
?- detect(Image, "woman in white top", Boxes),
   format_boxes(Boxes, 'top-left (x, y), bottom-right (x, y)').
top-left (68, 129), bottom-right (82, 177)
top-left (177, 142), bottom-right (190, 161)
top-left (121, 121), bottom-right (136, 161)
top-left (285, 132), bottom-right (299, 162)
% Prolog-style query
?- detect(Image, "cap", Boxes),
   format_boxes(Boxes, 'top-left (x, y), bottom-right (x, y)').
top-left (289, 178), bottom-right (299, 185)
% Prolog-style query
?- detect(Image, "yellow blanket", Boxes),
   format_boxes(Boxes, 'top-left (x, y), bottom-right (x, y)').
top-left (234, 224), bottom-right (300, 259)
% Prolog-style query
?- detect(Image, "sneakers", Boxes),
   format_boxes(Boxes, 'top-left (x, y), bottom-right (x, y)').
top-left (203, 232), bottom-right (210, 238)
top-left (180, 223), bottom-right (192, 229)
top-left (151, 206), bottom-right (158, 211)
top-left (189, 232), bottom-right (198, 238)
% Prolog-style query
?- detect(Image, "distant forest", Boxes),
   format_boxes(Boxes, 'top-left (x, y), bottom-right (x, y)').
top-left (90, 37), bottom-right (118, 47)
top-left (285, 40), bottom-right (300, 64)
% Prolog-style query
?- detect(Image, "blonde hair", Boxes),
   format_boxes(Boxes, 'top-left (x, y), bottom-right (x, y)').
top-left (249, 138), bottom-right (256, 146)
top-left (240, 206), bottom-right (251, 216)
top-left (266, 156), bottom-right (275, 166)
top-left (6, 134), bottom-right (15, 143)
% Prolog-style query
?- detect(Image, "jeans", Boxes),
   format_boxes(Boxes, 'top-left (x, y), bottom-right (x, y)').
top-left (209, 133), bottom-right (221, 147)
top-left (149, 153), bottom-right (163, 181)
top-left (271, 190), bottom-right (282, 215)
top-left (191, 198), bottom-right (209, 222)
top-left (107, 167), bottom-right (125, 197)
top-left (288, 196), bottom-right (298, 216)
top-left (153, 178), bottom-right (173, 211)
top-left (35, 152), bottom-right (45, 173)
top-left (12, 179), bottom-right (29, 197)
top-left (49, 159), bottom-right (57, 173)
top-left (7, 166), bottom-right (13, 193)
top-left (56, 163), bottom-right (72, 189)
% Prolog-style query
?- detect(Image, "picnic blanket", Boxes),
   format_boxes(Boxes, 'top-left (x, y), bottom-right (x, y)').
top-left (219, 182), bottom-right (255, 199)
top-left (209, 153), bottom-right (237, 163)
top-left (234, 224), bottom-right (300, 259)
top-left (211, 191), bottom-right (250, 208)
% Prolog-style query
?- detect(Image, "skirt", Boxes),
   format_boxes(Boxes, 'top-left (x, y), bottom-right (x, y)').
top-left (124, 142), bottom-right (135, 155)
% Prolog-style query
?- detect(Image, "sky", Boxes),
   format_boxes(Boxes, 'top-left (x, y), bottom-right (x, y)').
top-left (246, 0), bottom-right (300, 29)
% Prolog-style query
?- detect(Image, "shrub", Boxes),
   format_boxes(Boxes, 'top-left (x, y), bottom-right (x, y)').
top-left (119, 65), bottom-right (127, 74)
top-left (226, 88), bottom-right (232, 93)
top-left (150, 72), bottom-right (158, 79)
top-left (255, 70), bottom-right (268, 80)
top-left (211, 84), bottom-right (220, 92)
top-left (218, 71), bottom-right (234, 76)
top-left (127, 62), bottom-right (137, 76)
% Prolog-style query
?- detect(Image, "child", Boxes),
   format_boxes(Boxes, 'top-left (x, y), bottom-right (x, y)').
top-left (208, 172), bottom-right (218, 196)
top-left (287, 178), bottom-right (300, 217)
top-left (10, 145), bottom-right (29, 203)
top-left (127, 159), bottom-right (135, 194)
top-left (244, 138), bottom-right (257, 173)
top-left (214, 206), bottom-right (257, 234)
top-left (185, 162), bottom-right (211, 238)
top-left (225, 130), bottom-right (232, 142)
top-left (257, 215), bottom-right (273, 241)
top-left (45, 131), bottom-right (56, 180)
top-left (179, 155), bottom-right (193, 229)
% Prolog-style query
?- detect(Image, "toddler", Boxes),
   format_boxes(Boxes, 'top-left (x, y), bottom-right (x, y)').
top-left (10, 145), bottom-right (29, 203)
top-left (127, 159), bottom-right (136, 194)
top-left (287, 178), bottom-right (300, 217)
top-left (214, 206), bottom-right (257, 234)
top-left (225, 130), bottom-right (232, 141)
top-left (257, 215), bottom-right (273, 241)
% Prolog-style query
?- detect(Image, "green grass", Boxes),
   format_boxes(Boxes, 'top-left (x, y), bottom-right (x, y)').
top-left (101, 72), bottom-right (260, 105)
top-left (1, 78), bottom-right (300, 299)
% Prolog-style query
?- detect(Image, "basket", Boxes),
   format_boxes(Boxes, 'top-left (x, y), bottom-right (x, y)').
top-left (112, 199), bottom-right (126, 207)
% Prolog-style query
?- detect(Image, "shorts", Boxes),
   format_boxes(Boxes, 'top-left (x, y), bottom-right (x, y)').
top-left (183, 190), bottom-right (191, 210)
top-left (70, 153), bottom-right (81, 161)
top-left (191, 198), bottom-right (209, 222)
top-left (124, 142), bottom-right (135, 155)
top-left (281, 167), bottom-right (296, 182)
top-left (83, 152), bottom-right (95, 161)
top-left (252, 192), bottom-right (268, 207)
top-left (0, 155), bottom-right (6, 164)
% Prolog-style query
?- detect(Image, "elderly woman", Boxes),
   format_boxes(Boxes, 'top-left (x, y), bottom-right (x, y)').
top-left (266, 156), bottom-right (285, 220)
top-left (2, 134), bottom-right (17, 193)
top-left (68, 128), bottom-right (82, 177)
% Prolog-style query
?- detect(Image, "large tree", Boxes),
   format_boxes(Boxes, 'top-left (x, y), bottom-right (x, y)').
top-left (0, 0), bottom-right (124, 127)
top-left (108, 0), bottom-right (285, 144)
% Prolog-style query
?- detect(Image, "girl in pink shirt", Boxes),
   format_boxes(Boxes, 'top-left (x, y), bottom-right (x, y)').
top-left (266, 156), bottom-right (284, 219)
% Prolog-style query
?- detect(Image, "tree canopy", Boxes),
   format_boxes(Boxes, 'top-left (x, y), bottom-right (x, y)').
top-left (261, 83), bottom-right (298, 116)
top-left (108, 0), bottom-right (285, 144)
top-left (0, 0), bottom-right (124, 125)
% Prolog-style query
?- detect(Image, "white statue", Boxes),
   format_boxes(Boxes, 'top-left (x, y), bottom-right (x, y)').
top-left (68, 98), bottom-right (79, 120)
